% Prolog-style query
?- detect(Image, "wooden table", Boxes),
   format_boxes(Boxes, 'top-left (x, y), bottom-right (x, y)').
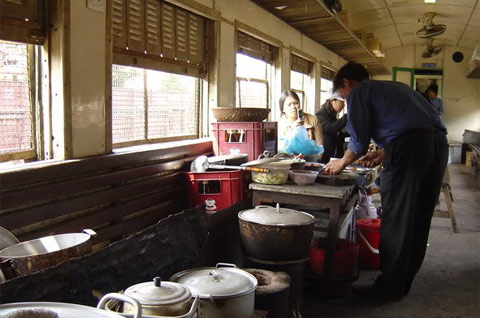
top-left (249, 182), bottom-right (357, 288)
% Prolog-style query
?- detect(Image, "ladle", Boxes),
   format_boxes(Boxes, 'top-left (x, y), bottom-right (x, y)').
top-left (191, 155), bottom-right (269, 173)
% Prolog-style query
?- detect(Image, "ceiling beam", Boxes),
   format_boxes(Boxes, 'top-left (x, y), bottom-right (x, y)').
top-left (383, 0), bottom-right (404, 46)
top-left (313, 0), bottom-right (390, 75)
top-left (456, 0), bottom-right (479, 47)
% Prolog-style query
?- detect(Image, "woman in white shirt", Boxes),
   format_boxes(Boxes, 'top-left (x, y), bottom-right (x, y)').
top-left (277, 90), bottom-right (324, 158)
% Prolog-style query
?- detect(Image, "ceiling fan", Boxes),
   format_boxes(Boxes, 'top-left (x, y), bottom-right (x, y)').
top-left (417, 12), bottom-right (446, 38)
top-left (422, 39), bottom-right (443, 58)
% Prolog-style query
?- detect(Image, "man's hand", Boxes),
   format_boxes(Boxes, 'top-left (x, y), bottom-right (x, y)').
top-left (325, 159), bottom-right (346, 175)
top-left (325, 149), bottom-right (359, 175)
top-left (357, 149), bottom-right (384, 168)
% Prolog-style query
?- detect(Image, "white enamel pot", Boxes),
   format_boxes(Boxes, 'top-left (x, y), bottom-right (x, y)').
top-left (170, 263), bottom-right (257, 318)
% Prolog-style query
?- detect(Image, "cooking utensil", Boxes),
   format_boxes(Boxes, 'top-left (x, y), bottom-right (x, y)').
top-left (238, 204), bottom-right (315, 261)
top-left (251, 165), bottom-right (290, 185)
top-left (170, 263), bottom-right (257, 318)
top-left (190, 155), bottom-right (268, 173)
top-left (123, 277), bottom-right (192, 316)
top-left (0, 226), bottom-right (19, 251)
top-left (0, 229), bottom-right (96, 281)
top-left (316, 172), bottom-right (361, 186)
top-left (0, 297), bottom-right (141, 318)
top-left (289, 170), bottom-right (319, 185)
top-left (207, 154), bottom-right (248, 166)
top-left (100, 291), bottom-right (200, 318)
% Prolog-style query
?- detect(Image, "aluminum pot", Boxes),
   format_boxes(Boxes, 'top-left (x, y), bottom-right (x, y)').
top-left (102, 277), bottom-right (198, 317)
top-left (0, 295), bottom-right (141, 318)
top-left (0, 229), bottom-right (96, 281)
top-left (170, 263), bottom-right (257, 318)
top-left (238, 204), bottom-right (315, 261)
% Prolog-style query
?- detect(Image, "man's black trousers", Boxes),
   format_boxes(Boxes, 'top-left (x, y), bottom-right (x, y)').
top-left (379, 128), bottom-right (448, 297)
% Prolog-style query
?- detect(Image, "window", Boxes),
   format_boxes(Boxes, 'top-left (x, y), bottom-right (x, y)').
top-left (290, 71), bottom-right (306, 107)
top-left (290, 53), bottom-right (313, 113)
top-left (236, 31), bottom-right (277, 109)
top-left (112, 65), bottom-right (200, 146)
top-left (236, 53), bottom-right (270, 108)
top-left (0, 0), bottom-right (46, 163)
top-left (0, 40), bottom-right (36, 162)
top-left (111, 0), bottom-right (209, 148)
top-left (320, 66), bottom-right (335, 105)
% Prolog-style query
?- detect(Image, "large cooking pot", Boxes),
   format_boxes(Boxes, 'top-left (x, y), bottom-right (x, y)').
top-left (238, 204), bottom-right (315, 261)
top-left (0, 295), bottom-right (141, 318)
top-left (101, 277), bottom-right (199, 318)
top-left (0, 229), bottom-right (96, 281)
top-left (170, 263), bottom-right (257, 318)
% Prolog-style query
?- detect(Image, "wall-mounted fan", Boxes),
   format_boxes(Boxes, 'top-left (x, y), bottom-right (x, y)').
top-left (417, 12), bottom-right (446, 38)
top-left (422, 39), bottom-right (443, 58)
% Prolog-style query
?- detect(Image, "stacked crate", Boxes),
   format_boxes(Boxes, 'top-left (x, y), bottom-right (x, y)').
top-left (211, 122), bottom-right (278, 161)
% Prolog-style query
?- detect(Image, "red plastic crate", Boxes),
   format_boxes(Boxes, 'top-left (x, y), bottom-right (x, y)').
top-left (211, 122), bottom-right (277, 161)
top-left (184, 170), bottom-right (248, 212)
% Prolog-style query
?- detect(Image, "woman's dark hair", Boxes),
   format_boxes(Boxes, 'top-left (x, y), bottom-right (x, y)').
top-left (278, 90), bottom-right (300, 113)
top-left (333, 61), bottom-right (370, 92)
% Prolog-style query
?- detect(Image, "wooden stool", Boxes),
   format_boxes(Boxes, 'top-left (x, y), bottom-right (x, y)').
top-left (434, 167), bottom-right (458, 233)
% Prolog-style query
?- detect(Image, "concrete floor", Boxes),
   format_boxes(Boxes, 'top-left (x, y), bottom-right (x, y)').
top-left (301, 164), bottom-right (480, 318)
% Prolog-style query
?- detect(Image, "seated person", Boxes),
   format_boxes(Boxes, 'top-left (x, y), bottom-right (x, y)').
top-left (316, 93), bottom-right (348, 163)
top-left (277, 90), bottom-right (324, 160)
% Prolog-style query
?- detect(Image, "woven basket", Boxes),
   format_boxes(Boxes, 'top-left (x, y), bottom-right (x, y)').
top-left (212, 107), bottom-right (270, 122)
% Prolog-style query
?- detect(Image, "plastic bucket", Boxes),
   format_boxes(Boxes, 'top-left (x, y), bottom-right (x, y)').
top-left (309, 238), bottom-right (359, 278)
top-left (355, 218), bottom-right (381, 270)
top-left (308, 238), bottom-right (360, 298)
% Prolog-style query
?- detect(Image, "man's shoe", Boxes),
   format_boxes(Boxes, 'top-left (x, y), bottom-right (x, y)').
top-left (353, 285), bottom-right (403, 302)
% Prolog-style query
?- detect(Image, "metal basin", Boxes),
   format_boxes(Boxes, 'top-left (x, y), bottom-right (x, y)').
top-left (0, 231), bottom-right (95, 280)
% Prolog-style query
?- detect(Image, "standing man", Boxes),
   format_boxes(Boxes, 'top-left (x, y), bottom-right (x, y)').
top-left (426, 84), bottom-right (444, 116)
top-left (325, 62), bottom-right (448, 300)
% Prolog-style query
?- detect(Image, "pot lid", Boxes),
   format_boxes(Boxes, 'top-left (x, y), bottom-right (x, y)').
top-left (124, 277), bottom-right (191, 306)
top-left (0, 302), bottom-right (126, 318)
top-left (170, 264), bottom-right (257, 299)
top-left (238, 204), bottom-right (315, 226)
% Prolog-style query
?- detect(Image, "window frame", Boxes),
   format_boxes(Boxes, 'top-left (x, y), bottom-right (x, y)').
top-left (234, 27), bottom-right (279, 110)
top-left (111, 65), bottom-right (202, 149)
top-left (235, 76), bottom-right (269, 108)
top-left (0, 42), bottom-right (42, 163)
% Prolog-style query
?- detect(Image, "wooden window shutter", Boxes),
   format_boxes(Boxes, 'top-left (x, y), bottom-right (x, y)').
top-left (175, 8), bottom-right (188, 62)
top-left (160, 2), bottom-right (175, 59)
top-left (112, 0), bottom-right (127, 48)
top-left (237, 31), bottom-right (277, 64)
top-left (126, 0), bottom-right (145, 52)
top-left (0, 0), bottom-right (47, 45)
top-left (188, 13), bottom-right (204, 64)
top-left (145, 0), bottom-right (161, 55)
top-left (112, 0), bottom-right (207, 77)
top-left (291, 54), bottom-right (313, 75)
top-left (321, 66), bottom-right (336, 80)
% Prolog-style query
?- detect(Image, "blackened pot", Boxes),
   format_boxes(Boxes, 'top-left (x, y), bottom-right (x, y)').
top-left (238, 205), bottom-right (315, 261)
